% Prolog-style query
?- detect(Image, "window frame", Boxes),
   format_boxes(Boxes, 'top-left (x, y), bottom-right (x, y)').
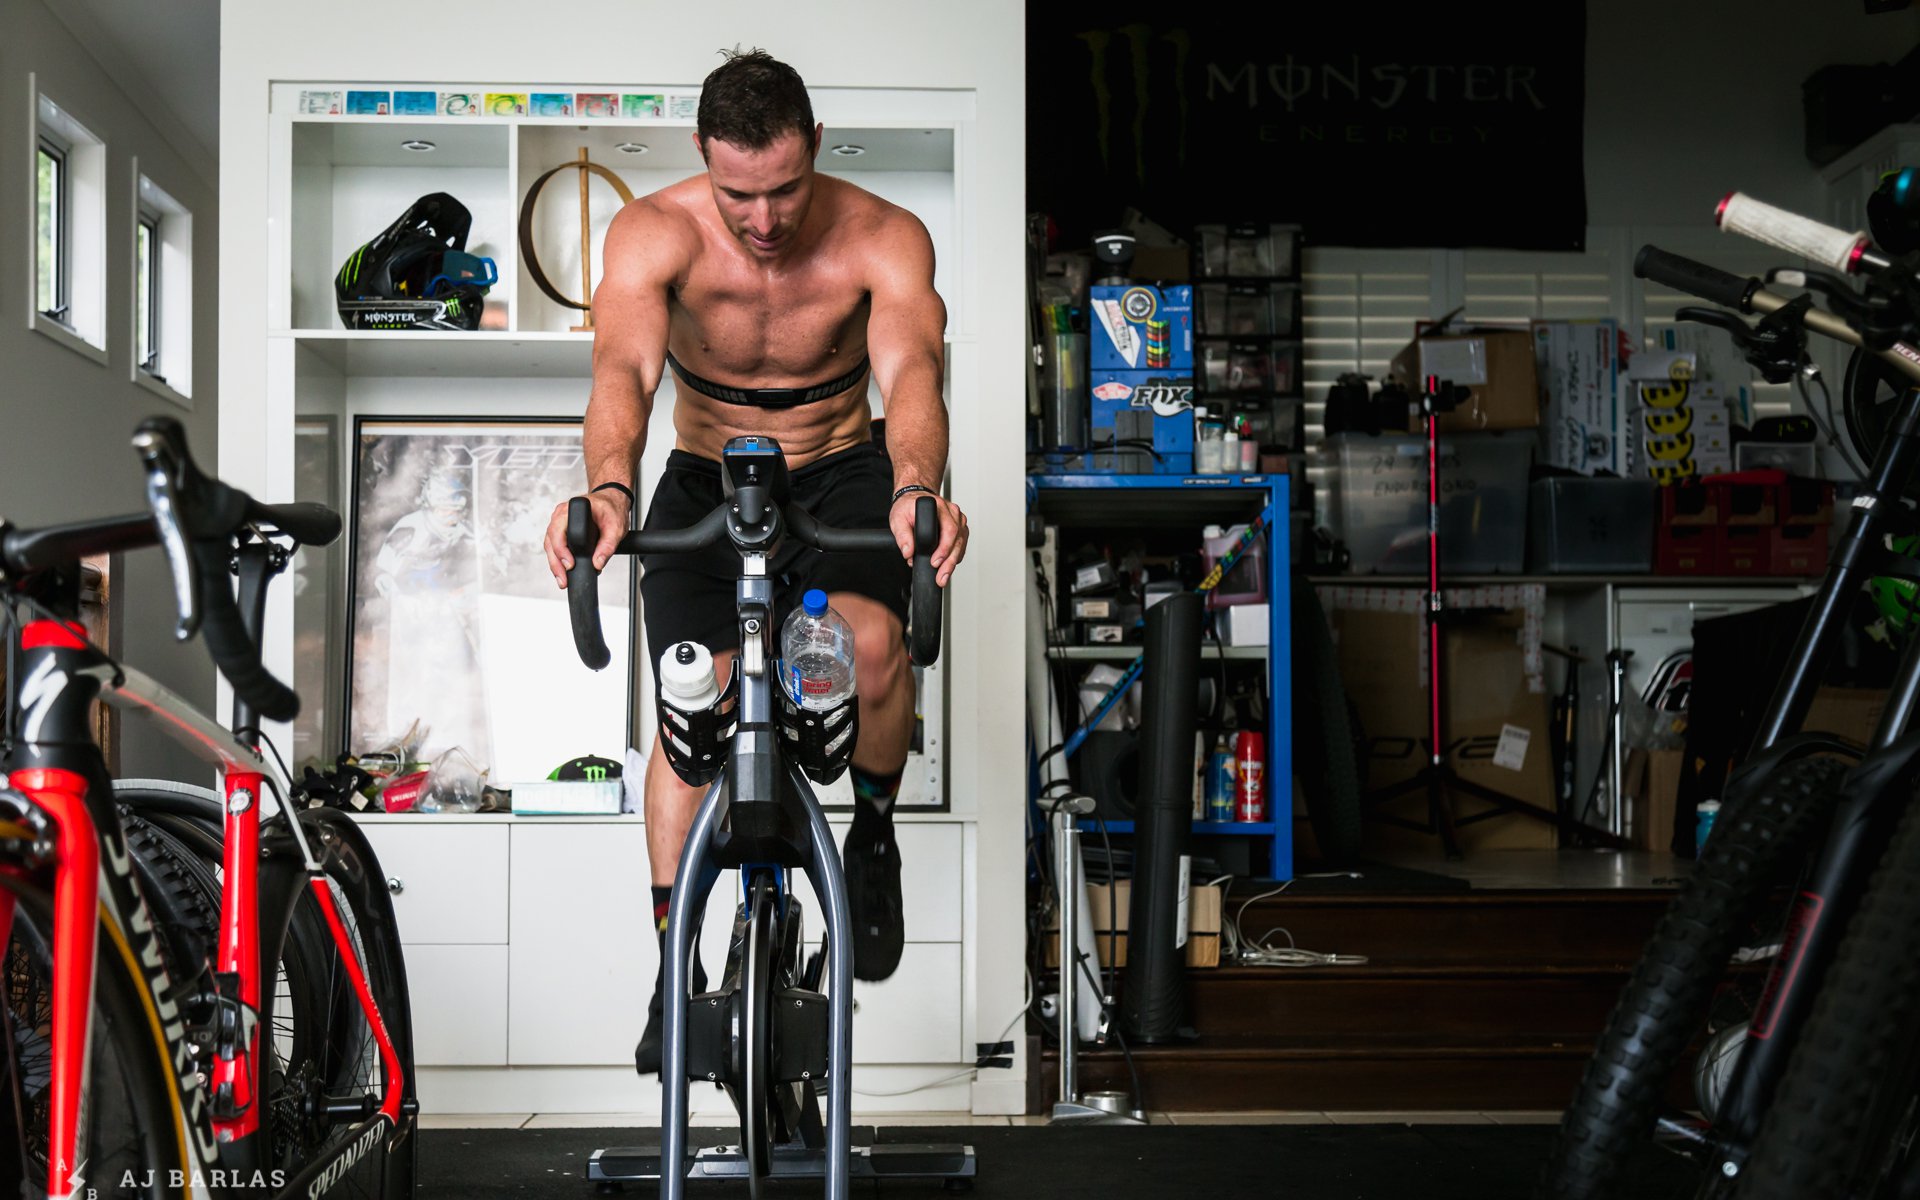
top-left (136, 207), bottom-right (161, 378)
top-left (36, 132), bottom-right (72, 326)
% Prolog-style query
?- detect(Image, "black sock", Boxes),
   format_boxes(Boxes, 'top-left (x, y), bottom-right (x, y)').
top-left (652, 885), bottom-right (672, 953)
top-left (851, 764), bottom-right (904, 817)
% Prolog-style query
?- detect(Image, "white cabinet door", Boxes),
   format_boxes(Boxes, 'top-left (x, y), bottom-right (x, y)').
top-left (846, 943), bottom-right (963, 1064)
top-left (405, 944), bottom-right (508, 1066)
top-left (357, 823), bottom-right (509, 944)
top-left (507, 823), bottom-right (654, 1066)
top-left (786, 822), bottom-right (963, 944)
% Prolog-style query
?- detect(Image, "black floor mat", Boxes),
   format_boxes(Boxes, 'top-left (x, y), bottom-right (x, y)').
top-left (418, 1123), bottom-right (1689, 1198)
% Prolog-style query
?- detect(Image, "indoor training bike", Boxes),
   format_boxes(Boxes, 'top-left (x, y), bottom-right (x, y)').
top-left (560, 435), bottom-right (974, 1200)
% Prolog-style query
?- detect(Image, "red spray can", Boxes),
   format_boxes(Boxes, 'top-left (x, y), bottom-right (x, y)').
top-left (1234, 730), bottom-right (1265, 822)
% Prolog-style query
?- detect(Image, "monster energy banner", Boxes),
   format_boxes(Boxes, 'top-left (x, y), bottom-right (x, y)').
top-left (1029, 5), bottom-right (1588, 251)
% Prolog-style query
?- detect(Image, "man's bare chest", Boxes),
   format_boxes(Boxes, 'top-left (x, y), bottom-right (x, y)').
top-left (670, 262), bottom-right (870, 379)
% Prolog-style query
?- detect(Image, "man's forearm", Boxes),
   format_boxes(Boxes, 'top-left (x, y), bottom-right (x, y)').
top-left (584, 387), bottom-right (651, 492)
top-left (882, 359), bottom-right (948, 493)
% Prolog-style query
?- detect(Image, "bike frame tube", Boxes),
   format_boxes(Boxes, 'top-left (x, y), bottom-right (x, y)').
top-left (306, 874), bottom-right (405, 1124)
top-left (212, 769), bottom-right (265, 1143)
top-left (21, 766), bottom-right (100, 1200)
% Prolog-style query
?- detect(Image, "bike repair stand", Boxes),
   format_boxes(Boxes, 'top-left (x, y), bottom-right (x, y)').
top-left (585, 766), bottom-right (978, 1198)
top-left (1361, 374), bottom-right (1629, 858)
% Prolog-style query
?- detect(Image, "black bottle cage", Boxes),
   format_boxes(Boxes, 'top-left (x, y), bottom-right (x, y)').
top-left (775, 685), bottom-right (859, 786)
top-left (658, 665), bottom-right (740, 787)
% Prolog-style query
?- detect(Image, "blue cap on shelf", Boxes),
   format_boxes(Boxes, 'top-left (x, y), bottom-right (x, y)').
top-left (803, 588), bottom-right (828, 617)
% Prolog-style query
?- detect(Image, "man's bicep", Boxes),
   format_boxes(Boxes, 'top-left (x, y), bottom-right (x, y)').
top-left (867, 217), bottom-right (946, 394)
top-left (590, 207), bottom-right (678, 401)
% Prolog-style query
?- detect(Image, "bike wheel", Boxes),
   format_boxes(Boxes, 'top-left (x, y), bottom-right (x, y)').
top-left (1537, 754), bottom-right (1848, 1199)
top-left (1733, 780), bottom-right (1920, 1198)
top-left (0, 880), bottom-right (181, 1200)
top-left (741, 872), bottom-right (777, 1200)
top-left (259, 810), bottom-right (416, 1199)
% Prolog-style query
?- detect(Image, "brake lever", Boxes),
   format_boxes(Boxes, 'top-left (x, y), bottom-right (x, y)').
top-left (130, 426), bottom-right (201, 639)
top-left (1674, 301), bottom-right (1811, 385)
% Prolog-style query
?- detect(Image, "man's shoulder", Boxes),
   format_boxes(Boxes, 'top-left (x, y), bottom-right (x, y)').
top-left (824, 179), bottom-right (930, 267)
top-left (605, 187), bottom-right (701, 274)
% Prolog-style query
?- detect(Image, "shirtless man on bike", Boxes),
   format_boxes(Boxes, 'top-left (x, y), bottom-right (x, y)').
top-left (542, 48), bottom-right (967, 1075)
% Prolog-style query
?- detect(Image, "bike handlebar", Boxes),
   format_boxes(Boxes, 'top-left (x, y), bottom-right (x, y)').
top-left (564, 493), bottom-right (944, 673)
top-left (1717, 192), bottom-right (1872, 274)
top-left (1633, 245), bottom-right (1761, 312)
top-left (130, 417), bottom-right (341, 723)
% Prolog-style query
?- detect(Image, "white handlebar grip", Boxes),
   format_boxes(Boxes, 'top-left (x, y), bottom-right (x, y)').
top-left (1717, 192), bottom-right (1867, 272)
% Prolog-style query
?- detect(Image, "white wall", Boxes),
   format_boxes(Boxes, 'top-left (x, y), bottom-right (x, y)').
top-left (1, 0), bottom-right (220, 782)
top-left (221, 0), bottom-right (1028, 1113)
top-left (1587, 0), bottom-right (1920, 228)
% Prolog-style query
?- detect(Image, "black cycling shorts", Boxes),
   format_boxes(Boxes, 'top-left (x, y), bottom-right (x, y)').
top-left (638, 444), bottom-right (910, 666)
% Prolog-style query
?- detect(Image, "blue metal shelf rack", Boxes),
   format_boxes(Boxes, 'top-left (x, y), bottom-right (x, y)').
top-left (1028, 471), bottom-right (1292, 880)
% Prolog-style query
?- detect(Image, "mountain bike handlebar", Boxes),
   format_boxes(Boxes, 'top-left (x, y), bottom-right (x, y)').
top-left (563, 493), bottom-right (943, 673)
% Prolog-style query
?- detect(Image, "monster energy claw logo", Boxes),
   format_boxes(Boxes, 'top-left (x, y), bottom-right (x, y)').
top-left (581, 765), bottom-right (607, 782)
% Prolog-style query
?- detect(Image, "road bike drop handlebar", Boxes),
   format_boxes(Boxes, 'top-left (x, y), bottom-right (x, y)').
top-left (128, 417), bottom-right (340, 723)
top-left (562, 492), bottom-right (945, 671)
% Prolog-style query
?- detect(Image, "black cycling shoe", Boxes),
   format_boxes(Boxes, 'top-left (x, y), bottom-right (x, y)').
top-left (634, 945), bottom-right (707, 1076)
top-left (843, 801), bottom-right (904, 981)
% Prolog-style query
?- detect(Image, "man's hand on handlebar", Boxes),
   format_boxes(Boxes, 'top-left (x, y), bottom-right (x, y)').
top-left (545, 490), bottom-right (629, 588)
top-left (890, 491), bottom-right (967, 588)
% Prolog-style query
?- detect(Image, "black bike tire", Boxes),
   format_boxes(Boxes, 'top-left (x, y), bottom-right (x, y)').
top-left (1290, 577), bottom-right (1364, 866)
top-left (2, 878), bottom-right (182, 1200)
top-left (1536, 754), bottom-right (1847, 1199)
top-left (742, 873), bottom-right (776, 1200)
top-left (121, 808), bottom-right (222, 983)
top-left (1732, 782), bottom-right (1920, 1198)
top-left (263, 810), bottom-right (417, 1198)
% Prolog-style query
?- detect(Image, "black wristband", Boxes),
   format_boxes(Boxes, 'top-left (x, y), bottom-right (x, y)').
top-left (591, 481), bottom-right (635, 505)
top-left (892, 483), bottom-right (935, 505)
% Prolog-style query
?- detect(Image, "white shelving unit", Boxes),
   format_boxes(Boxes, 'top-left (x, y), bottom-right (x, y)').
top-left (265, 81), bottom-right (979, 1113)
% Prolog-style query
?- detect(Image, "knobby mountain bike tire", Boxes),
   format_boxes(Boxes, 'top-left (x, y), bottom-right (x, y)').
top-left (1290, 577), bottom-right (1364, 866)
top-left (1, 879), bottom-right (182, 1200)
top-left (1733, 775), bottom-right (1920, 1198)
top-left (1536, 754), bottom-right (1847, 1199)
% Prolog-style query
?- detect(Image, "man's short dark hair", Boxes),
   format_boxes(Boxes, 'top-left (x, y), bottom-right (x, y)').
top-left (697, 49), bottom-right (815, 154)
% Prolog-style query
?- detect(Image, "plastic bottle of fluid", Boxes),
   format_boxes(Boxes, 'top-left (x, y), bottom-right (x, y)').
top-left (659, 641), bottom-right (721, 711)
top-left (781, 588), bottom-right (856, 711)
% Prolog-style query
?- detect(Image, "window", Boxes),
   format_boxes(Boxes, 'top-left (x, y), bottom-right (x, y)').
top-left (31, 82), bottom-right (106, 360)
top-left (136, 210), bottom-right (159, 376)
top-left (133, 168), bottom-right (194, 403)
top-left (36, 136), bottom-right (68, 322)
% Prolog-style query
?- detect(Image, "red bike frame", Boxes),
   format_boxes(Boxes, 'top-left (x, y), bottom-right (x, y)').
top-left (3, 615), bottom-right (407, 1197)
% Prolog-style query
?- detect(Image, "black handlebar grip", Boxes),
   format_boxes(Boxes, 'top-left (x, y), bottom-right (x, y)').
top-left (565, 496), bottom-right (611, 671)
top-left (1634, 245), bottom-right (1760, 312)
top-left (908, 496), bottom-right (942, 667)
top-left (192, 538), bottom-right (299, 722)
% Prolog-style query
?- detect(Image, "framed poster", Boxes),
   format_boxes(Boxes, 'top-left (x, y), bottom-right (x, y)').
top-left (347, 417), bottom-right (632, 785)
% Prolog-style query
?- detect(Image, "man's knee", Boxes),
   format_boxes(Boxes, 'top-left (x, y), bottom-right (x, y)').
top-left (831, 593), bottom-right (907, 696)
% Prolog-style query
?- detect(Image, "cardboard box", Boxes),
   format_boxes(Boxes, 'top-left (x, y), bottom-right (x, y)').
top-left (1331, 604), bottom-right (1557, 852)
top-left (1804, 685), bottom-right (1886, 750)
top-left (1622, 354), bottom-right (1735, 485)
top-left (1390, 328), bottom-right (1541, 433)
top-left (1533, 319), bottom-right (1624, 475)
top-left (1090, 284), bottom-right (1194, 371)
top-left (1222, 602), bottom-right (1270, 647)
top-left (1090, 371), bottom-right (1196, 474)
top-left (1044, 879), bottom-right (1223, 969)
top-left (1626, 747), bottom-right (1684, 852)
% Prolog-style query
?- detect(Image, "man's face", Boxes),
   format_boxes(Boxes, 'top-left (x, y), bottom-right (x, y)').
top-left (699, 125), bottom-right (821, 259)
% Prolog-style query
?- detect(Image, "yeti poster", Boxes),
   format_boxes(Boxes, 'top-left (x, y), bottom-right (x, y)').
top-left (347, 419), bottom-right (631, 785)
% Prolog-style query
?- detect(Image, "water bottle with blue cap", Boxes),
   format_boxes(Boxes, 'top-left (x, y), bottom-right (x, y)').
top-left (780, 588), bottom-right (857, 711)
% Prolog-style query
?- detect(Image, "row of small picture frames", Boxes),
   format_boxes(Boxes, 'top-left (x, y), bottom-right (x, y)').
top-left (297, 89), bottom-right (698, 120)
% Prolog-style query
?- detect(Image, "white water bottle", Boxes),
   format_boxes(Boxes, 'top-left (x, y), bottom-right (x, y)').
top-left (659, 641), bottom-right (721, 711)
top-left (780, 588), bottom-right (856, 711)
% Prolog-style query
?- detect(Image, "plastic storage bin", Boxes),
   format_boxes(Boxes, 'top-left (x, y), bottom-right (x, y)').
top-left (1527, 477), bottom-right (1657, 573)
top-left (1323, 432), bottom-right (1532, 574)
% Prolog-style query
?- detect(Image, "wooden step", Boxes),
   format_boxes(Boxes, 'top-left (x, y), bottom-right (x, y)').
top-left (1223, 889), bottom-right (1676, 968)
top-left (1184, 964), bottom-right (1629, 1041)
top-left (1034, 1034), bottom-right (1595, 1113)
